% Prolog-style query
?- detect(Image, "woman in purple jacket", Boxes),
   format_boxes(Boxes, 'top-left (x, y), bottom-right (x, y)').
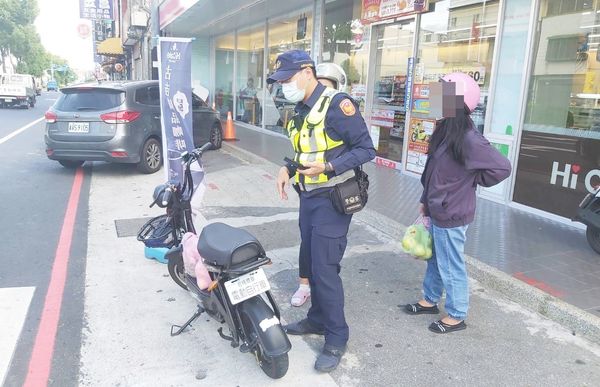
top-left (405, 73), bottom-right (511, 334)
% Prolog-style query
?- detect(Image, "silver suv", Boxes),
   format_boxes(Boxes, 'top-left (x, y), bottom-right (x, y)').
top-left (44, 80), bottom-right (222, 173)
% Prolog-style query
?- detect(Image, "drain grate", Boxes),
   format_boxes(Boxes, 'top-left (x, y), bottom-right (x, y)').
top-left (114, 217), bottom-right (154, 238)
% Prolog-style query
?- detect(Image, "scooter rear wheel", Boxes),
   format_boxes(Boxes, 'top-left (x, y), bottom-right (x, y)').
top-left (167, 253), bottom-right (188, 290)
top-left (240, 313), bottom-right (289, 379)
top-left (586, 226), bottom-right (600, 255)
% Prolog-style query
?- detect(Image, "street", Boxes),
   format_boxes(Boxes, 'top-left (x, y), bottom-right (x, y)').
top-left (0, 92), bottom-right (91, 386)
top-left (1, 101), bottom-right (600, 386)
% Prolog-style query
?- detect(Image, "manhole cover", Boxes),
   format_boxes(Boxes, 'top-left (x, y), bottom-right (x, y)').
top-left (114, 217), bottom-right (153, 238)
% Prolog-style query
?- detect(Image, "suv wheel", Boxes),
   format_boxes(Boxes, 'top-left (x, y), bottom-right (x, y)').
top-left (59, 160), bottom-right (84, 168)
top-left (210, 123), bottom-right (223, 149)
top-left (138, 138), bottom-right (162, 174)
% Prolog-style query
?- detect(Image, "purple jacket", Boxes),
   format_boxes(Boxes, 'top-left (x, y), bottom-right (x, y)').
top-left (420, 129), bottom-right (511, 228)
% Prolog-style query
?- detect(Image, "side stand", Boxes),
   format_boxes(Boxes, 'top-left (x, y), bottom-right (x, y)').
top-left (171, 306), bottom-right (204, 336)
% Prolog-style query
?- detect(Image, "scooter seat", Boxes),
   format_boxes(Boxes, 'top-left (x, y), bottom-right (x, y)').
top-left (198, 222), bottom-right (264, 267)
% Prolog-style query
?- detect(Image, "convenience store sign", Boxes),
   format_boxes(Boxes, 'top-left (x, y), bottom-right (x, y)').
top-left (362, 0), bottom-right (429, 24)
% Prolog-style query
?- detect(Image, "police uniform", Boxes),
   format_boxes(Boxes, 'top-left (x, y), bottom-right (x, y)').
top-left (268, 50), bottom-right (375, 354)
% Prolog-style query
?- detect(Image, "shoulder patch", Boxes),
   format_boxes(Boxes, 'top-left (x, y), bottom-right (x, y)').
top-left (339, 99), bottom-right (356, 116)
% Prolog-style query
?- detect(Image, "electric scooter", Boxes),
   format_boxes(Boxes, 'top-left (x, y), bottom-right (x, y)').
top-left (138, 143), bottom-right (291, 379)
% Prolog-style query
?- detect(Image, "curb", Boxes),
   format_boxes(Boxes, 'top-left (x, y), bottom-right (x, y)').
top-left (221, 141), bottom-right (600, 345)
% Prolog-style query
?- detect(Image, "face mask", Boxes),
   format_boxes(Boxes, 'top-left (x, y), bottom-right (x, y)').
top-left (282, 74), bottom-right (306, 102)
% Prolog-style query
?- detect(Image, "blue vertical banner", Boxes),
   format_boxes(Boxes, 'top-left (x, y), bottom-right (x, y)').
top-left (405, 57), bottom-right (415, 114)
top-left (158, 37), bottom-right (201, 190)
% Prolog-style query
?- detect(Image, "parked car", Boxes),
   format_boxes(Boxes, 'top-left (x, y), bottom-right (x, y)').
top-left (0, 73), bottom-right (36, 108)
top-left (44, 80), bottom-right (222, 174)
top-left (46, 80), bottom-right (58, 91)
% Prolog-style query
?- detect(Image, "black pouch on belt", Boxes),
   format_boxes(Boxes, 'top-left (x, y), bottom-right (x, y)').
top-left (330, 166), bottom-right (369, 215)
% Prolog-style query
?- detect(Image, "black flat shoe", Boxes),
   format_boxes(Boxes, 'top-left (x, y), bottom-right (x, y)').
top-left (428, 319), bottom-right (466, 334)
top-left (284, 319), bottom-right (325, 336)
top-left (314, 345), bottom-right (346, 372)
top-left (404, 302), bottom-right (440, 315)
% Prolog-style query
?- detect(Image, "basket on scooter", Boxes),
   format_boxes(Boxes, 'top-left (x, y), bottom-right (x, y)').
top-left (137, 214), bottom-right (176, 248)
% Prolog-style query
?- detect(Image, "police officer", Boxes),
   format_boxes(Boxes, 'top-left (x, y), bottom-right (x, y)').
top-left (290, 62), bottom-right (348, 308)
top-left (269, 50), bottom-right (375, 372)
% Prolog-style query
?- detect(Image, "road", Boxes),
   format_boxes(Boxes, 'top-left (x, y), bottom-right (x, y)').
top-left (0, 92), bottom-right (90, 387)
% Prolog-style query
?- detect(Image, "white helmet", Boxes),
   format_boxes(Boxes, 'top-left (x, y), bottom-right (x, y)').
top-left (316, 62), bottom-right (347, 92)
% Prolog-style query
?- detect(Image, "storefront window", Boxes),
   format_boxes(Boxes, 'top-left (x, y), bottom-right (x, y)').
top-left (416, 0), bottom-right (500, 133)
top-left (323, 0), bottom-right (370, 111)
top-left (265, 10), bottom-right (313, 134)
top-left (214, 34), bottom-right (234, 119)
top-left (236, 24), bottom-right (265, 127)
top-left (514, 0), bottom-right (600, 219)
top-left (369, 19), bottom-right (416, 165)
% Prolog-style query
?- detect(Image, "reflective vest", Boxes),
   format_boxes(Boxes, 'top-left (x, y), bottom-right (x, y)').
top-left (287, 87), bottom-right (353, 188)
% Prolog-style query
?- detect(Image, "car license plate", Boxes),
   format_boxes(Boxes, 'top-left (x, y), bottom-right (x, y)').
top-left (68, 122), bottom-right (89, 133)
top-left (4, 98), bottom-right (13, 102)
top-left (224, 268), bottom-right (271, 305)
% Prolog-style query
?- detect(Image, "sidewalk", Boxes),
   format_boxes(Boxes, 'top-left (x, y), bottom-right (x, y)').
top-left (82, 147), bottom-right (600, 386)
top-left (230, 123), bottom-right (600, 317)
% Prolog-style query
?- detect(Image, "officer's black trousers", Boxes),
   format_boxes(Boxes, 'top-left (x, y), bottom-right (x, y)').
top-left (298, 189), bottom-right (352, 348)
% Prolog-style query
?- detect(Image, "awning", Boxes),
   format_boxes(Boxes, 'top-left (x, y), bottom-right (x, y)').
top-left (97, 37), bottom-right (124, 56)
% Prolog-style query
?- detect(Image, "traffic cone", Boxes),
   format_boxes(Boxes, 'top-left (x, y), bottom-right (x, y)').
top-left (223, 111), bottom-right (238, 141)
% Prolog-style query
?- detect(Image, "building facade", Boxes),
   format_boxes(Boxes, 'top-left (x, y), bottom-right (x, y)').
top-left (157, 0), bottom-right (600, 225)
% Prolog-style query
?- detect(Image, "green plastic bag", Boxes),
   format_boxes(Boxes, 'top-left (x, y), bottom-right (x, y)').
top-left (401, 217), bottom-right (433, 260)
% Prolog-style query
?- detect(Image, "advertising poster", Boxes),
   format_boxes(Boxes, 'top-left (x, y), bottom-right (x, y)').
top-left (412, 99), bottom-right (430, 114)
top-left (513, 130), bottom-right (600, 218)
top-left (371, 109), bottom-right (395, 128)
top-left (405, 118), bottom-right (435, 175)
top-left (158, 37), bottom-right (204, 193)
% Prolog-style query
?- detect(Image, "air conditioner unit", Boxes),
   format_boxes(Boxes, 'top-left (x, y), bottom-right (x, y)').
top-left (131, 11), bottom-right (148, 27)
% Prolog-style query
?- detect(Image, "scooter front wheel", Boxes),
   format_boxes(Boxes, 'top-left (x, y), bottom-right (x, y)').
top-left (167, 253), bottom-right (188, 290)
top-left (586, 225), bottom-right (600, 255)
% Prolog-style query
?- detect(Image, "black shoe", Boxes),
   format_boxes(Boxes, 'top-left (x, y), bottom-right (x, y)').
top-left (314, 345), bottom-right (346, 372)
top-left (428, 319), bottom-right (467, 334)
top-left (284, 319), bottom-right (325, 336)
top-left (404, 302), bottom-right (440, 315)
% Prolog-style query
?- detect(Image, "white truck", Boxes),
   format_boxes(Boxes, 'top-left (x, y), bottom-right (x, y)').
top-left (0, 73), bottom-right (36, 108)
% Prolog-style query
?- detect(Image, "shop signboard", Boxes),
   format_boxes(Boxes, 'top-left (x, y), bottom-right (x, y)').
top-left (79, 0), bottom-right (113, 20)
top-left (158, 37), bottom-right (204, 194)
top-left (513, 129), bottom-right (600, 219)
top-left (361, 0), bottom-right (429, 24)
top-left (405, 117), bottom-right (435, 175)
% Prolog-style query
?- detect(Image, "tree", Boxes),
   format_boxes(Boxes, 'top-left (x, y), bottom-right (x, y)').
top-left (0, 0), bottom-right (67, 77)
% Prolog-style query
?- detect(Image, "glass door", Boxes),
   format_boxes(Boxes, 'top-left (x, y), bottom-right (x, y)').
top-left (368, 19), bottom-right (416, 168)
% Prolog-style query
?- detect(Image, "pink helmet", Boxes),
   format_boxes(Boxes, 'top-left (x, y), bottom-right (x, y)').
top-left (441, 72), bottom-right (481, 112)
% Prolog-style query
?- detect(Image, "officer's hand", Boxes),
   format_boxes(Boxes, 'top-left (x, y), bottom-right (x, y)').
top-left (277, 166), bottom-right (290, 200)
top-left (297, 161), bottom-right (325, 177)
top-left (418, 203), bottom-right (426, 216)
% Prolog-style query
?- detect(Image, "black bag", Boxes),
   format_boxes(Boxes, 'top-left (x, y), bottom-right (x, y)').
top-left (330, 167), bottom-right (369, 215)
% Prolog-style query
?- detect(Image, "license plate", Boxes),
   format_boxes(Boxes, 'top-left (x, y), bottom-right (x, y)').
top-left (224, 268), bottom-right (271, 305)
top-left (68, 122), bottom-right (89, 133)
top-left (4, 98), bottom-right (13, 102)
